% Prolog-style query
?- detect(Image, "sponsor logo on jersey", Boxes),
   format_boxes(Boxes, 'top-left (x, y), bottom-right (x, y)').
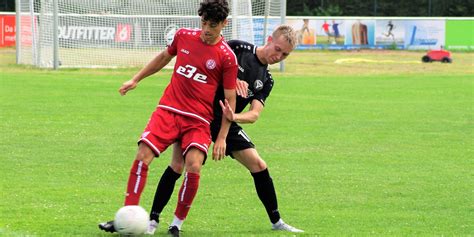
top-left (206, 59), bottom-right (216, 70)
top-left (254, 80), bottom-right (263, 90)
top-left (180, 48), bottom-right (190, 54)
top-left (176, 64), bottom-right (208, 84)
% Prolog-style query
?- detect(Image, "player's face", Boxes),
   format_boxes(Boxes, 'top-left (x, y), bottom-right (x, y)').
top-left (200, 18), bottom-right (227, 45)
top-left (265, 35), bottom-right (293, 65)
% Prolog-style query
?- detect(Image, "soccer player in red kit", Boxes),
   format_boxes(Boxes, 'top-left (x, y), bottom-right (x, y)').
top-left (99, 0), bottom-right (237, 235)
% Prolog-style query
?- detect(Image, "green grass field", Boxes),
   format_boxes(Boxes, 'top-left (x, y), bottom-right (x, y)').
top-left (1, 48), bottom-right (473, 236)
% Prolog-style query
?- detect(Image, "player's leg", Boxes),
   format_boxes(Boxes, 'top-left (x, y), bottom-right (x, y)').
top-left (169, 148), bottom-right (205, 232)
top-left (125, 109), bottom-right (180, 206)
top-left (147, 143), bottom-right (184, 234)
top-left (168, 118), bottom-right (210, 235)
top-left (233, 149), bottom-right (303, 232)
top-left (99, 109), bottom-right (177, 233)
top-left (232, 149), bottom-right (280, 221)
top-left (124, 142), bottom-right (155, 205)
top-left (99, 143), bottom-right (155, 233)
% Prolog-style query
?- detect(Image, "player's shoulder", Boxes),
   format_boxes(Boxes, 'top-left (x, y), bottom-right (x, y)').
top-left (175, 28), bottom-right (201, 38)
top-left (227, 40), bottom-right (255, 52)
top-left (214, 40), bottom-right (238, 66)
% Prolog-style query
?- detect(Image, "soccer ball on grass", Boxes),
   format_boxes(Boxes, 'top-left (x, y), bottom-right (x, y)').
top-left (114, 205), bottom-right (149, 236)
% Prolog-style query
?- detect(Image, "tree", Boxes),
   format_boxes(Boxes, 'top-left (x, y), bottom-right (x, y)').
top-left (0, 0), bottom-right (15, 11)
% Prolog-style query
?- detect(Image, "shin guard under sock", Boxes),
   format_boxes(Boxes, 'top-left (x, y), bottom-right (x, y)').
top-left (174, 172), bottom-right (200, 220)
top-left (124, 160), bottom-right (149, 206)
top-left (251, 168), bottom-right (281, 224)
top-left (150, 166), bottom-right (182, 221)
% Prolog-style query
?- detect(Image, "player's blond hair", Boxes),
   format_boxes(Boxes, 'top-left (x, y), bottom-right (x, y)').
top-left (272, 25), bottom-right (297, 49)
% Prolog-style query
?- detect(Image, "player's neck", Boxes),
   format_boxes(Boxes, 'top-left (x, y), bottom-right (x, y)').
top-left (255, 46), bottom-right (267, 65)
top-left (200, 35), bottom-right (222, 45)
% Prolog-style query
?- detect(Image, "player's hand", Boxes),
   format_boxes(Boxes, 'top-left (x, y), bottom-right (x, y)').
top-left (236, 79), bottom-right (249, 98)
top-left (212, 138), bottom-right (226, 161)
top-left (119, 79), bottom-right (138, 96)
top-left (219, 99), bottom-right (235, 122)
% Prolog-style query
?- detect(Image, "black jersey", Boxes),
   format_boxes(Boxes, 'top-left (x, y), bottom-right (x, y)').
top-left (212, 39), bottom-right (274, 123)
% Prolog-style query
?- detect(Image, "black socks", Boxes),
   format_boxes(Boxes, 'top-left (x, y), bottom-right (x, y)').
top-left (251, 168), bottom-right (280, 224)
top-left (149, 166), bottom-right (182, 222)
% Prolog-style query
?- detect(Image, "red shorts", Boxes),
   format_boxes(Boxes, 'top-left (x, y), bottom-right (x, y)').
top-left (139, 108), bottom-right (212, 158)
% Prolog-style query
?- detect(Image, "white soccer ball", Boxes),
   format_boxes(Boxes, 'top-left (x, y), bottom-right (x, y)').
top-left (114, 205), bottom-right (149, 236)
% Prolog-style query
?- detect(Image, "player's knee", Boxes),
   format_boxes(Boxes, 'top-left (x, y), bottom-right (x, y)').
top-left (185, 162), bottom-right (202, 173)
top-left (170, 160), bottom-right (184, 174)
top-left (255, 158), bottom-right (267, 172)
top-left (183, 148), bottom-right (205, 173)
top-left (135, 144), bottom-right (154, 165)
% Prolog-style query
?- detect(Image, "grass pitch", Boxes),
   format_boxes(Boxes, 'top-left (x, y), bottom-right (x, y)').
top-left (0, 48), bottom-right (473, 236)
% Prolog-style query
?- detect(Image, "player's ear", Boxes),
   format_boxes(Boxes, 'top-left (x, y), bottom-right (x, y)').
top-left (266, 35), bottom-right (273, 44)
top-left (222, 19), bottom-right (228, 27)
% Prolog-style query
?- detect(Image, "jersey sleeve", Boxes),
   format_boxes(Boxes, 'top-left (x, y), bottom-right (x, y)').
top-left (222, 42), bottom-right (238, 90)
top-left (222, 63), bottom-right (238, 89)
top-left (166, 28), bottom-right (182, 56)
top-left (253, 70), bottom-right (274, 106)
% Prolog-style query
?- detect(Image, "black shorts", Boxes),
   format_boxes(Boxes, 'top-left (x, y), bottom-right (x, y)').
top-left (210, 121), bottom-right (255, 158)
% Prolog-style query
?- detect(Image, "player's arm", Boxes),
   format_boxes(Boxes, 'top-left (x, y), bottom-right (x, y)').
top-left (220, 99), bottom-right (263, 124)
top-left (119, 50), bottom-right (175, 96)
top-left (213, 89), bottom-right (236, 161)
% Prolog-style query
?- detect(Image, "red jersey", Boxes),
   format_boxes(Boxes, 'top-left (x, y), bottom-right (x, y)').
top-left (158, 28), bottom-right (238, 124)
top-left (322, 23), bottom-right (330, 32)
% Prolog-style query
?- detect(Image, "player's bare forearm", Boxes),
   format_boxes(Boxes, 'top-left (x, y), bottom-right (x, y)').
top-left (232, 100), bottom-right (263, 124)
top-left (216, 89), bottom-right (236, 140)
top-left (233, 110), bottom-right (259, 123)
top-left (132, 50), bottom-right (174, 83)
top-left (119, 50), bottom-right (174, 96)
top-left (213, 89), bottom-right (236, 161)
top-left (219, 98), bottom-right (263, 124)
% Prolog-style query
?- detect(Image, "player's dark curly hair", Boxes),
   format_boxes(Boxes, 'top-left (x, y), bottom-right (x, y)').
top-left (198, 0), bottom-right (229, 23)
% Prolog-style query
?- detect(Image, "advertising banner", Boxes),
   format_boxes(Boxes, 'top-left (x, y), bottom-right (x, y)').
top-left (344, 19), bottom-right (375, 48)
top-left (20, 15), bottom-right (35, 46)
top-left (287, 18), bottom-right (346, 49)
top-left (252, 18), bottom-right (280, 46)
top-left (445, 20), bottom-right (474, 50)
top-left (0, 15), bottom-right (16, 47)
top-left (58, 16), bottom-right (134, 47)
top-left (9, 15), bottom-right (474, 51)
top-left (375, 20), bottom-right (405, 49)
top-left (404, 20), bottom-right (445, 49)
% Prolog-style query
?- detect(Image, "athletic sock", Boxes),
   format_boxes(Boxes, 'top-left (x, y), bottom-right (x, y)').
top-left (124, 160), bottom-right (149, 206)
top-left (149, 166), bottom-right (182, 222)
top-left (251, 168), bottom-right (281, 224)
top-left (174, 172), bottom-right (200, 220)
top-left (170, 215), bottom-right (184, 230)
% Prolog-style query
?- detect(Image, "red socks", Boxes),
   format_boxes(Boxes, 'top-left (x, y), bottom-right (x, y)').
top-left (123, 160), bottom-right (200, 221)
top-left (174, 172), bottom-right (200, 220)
top-left (124, 160), bottom-right (149, 206)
